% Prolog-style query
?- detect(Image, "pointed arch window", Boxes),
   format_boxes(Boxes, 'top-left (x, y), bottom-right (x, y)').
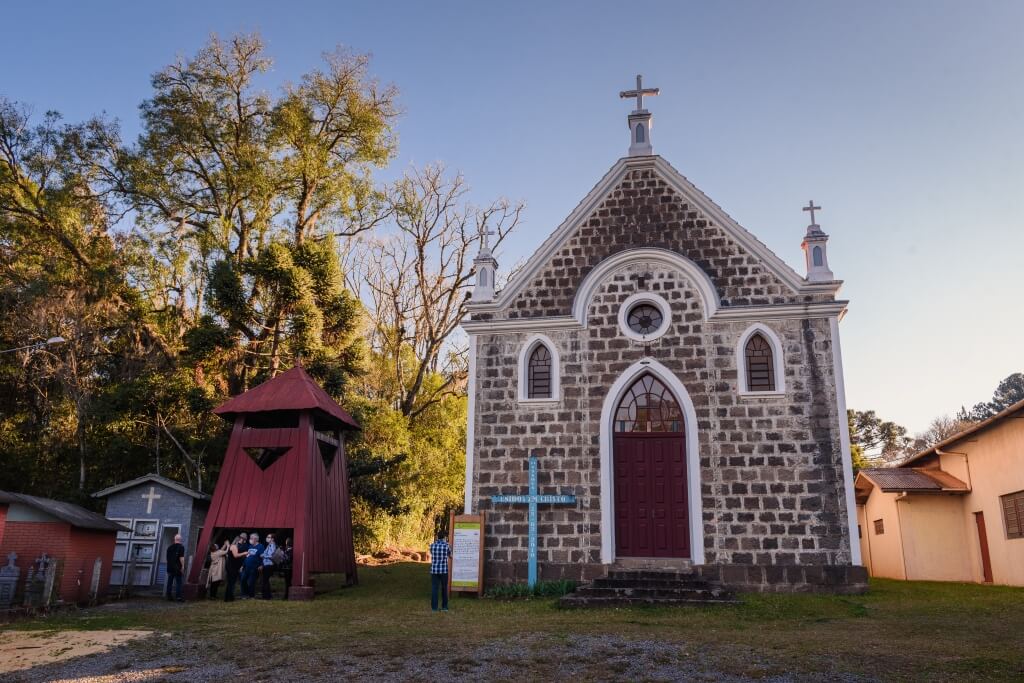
top-left (527, 345), bottom-right (552, 399)
top-left (745, 334), bottom-right (776, 392)
top-left (736, 323), bottom-right (785, 396)
top-left (635, 123), bottom-right (646, 143)
top-left (518, 335), bottom-right (560, 402)
top-left (613, 374), bottom-right (683, 432)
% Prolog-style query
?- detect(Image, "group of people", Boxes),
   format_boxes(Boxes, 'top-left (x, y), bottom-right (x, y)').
top-left (204, 532), bottom-right (293, 601)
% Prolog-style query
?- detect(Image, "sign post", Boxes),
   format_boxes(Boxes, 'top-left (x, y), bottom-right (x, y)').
top-left (490, 455), bottom-right (576, 588)
top-left (448, 511), bottom-right (485, 596)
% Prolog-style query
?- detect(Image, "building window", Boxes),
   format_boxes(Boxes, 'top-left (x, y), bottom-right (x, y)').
top-left (745, 333), bottom-right (776, 392)
top-left (736, 323), bottom-right (785, 395)
top-left (812, 245), bottom-right (824, 267)
top-left (873, 519), bottom-right (885, 535)
top-left (518, 335), bottom-right (559, 402)
top-left (1002, 490), bottom-right (1024, 539)
top-left (617, 292), bottom-right (671, 342)
top-left (635, 123), bottom-right (645, 143)
top-left (613, 374), bottom-right (684, 433)
top-left (527, 344), bottom-right (552, 399)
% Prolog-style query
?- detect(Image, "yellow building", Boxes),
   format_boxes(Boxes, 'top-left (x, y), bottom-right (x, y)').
top-left (855, 398), bottom-right (1024, 585)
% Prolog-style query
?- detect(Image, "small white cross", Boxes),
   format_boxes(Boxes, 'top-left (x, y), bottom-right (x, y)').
top-left (620, 74), bottom-right (660, 111)
top-left (803, 200), bottom-right (822, 226)
top-left (141, 486), bottom-right (161, 514)
top-left (478, 225), bottom-right (496, 249)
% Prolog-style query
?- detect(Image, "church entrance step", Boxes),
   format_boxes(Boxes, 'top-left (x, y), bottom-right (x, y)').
top-left (558, 568), bottom-right (737, 608)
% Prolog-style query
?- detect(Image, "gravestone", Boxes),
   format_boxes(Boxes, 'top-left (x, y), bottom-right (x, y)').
top-left (0, 552), bottom-right (19, 608)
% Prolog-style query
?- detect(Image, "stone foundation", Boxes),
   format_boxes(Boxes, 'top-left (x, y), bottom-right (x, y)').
top-left (486, 560), bottom-right (868, 594)
top-left (695, 563), bottom-right (868, 594)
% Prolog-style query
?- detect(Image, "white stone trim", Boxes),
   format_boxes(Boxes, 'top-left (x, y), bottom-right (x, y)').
top-left (463, 334), bottom-right (478, 514)
top-left (829, 316), bottom-right (862, 565)
top-left (617, 292), bottom-right (672, 342)
top-left (461, 300), bottom-right (849, 334)
top-left (572, 247), bottom-right (721, 325)
top-left (735, 323), bottom-right (787, 397)
top-left (598, 358), bottom-right (704, 565)
top-left (517, 334), bottom-right (560, 403)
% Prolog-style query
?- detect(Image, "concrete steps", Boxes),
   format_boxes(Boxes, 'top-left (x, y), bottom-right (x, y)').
top-left (559, 568), bottom-right (738, 608)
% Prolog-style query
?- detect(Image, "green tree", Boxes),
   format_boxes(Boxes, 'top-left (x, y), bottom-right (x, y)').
top-left (847, 409), bottom-right (912, 469)
top-left (968, 372), bottom-right (1024, 420)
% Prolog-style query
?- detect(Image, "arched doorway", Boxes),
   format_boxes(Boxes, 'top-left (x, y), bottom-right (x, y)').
top-left (612, 373), bottom-right (690, 558)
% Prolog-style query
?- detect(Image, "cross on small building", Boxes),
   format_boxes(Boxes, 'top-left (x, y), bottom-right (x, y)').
top-left (478, 224), bottom-right (496, 250)
top-left (141, 486), bottom-right (161, 514)
top-left (491, 454), bottom-right (576, 588)
top-left (620, 74), bottom-right (660, 112)
top-left (803, 200), bottom-right (822, 227)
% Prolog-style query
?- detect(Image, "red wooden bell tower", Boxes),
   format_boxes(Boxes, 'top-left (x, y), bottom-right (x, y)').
top-left (185, 366), bottom-right (360, 599)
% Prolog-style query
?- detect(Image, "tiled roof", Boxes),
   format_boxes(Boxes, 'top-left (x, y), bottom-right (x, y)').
top-left (214, 365), bottom-right (360, 430)
top-left (92, 473), bottom-right (211, 501)
top-left (859, 468), bottom-right (969, 493)
top-left (0, 491), bottom-right (129, 532)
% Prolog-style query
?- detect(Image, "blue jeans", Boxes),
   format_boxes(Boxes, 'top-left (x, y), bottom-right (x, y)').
top-left (165, 572), bottom-right (183, 600)
top-left (430, 573), bottom-right (448, 610)
top-left (241, 564), bottom-right (258, 597)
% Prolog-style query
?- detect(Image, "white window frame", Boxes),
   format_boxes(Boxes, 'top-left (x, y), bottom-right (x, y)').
top-left (735, 322), bottom-right (786, 397)
top-left (617, 292), bottom-right (672, 343)
top-left (517, 334), bottom-right (560, 403)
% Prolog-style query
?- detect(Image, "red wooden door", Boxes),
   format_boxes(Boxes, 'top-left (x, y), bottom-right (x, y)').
top-left (974, 511), bottom-right (993, 583)
top-left (614, 433), bottom-right (689, 558)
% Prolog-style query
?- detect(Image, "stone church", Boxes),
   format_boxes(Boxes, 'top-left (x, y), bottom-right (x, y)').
top-left (461, 77), bottom-right (866, 592)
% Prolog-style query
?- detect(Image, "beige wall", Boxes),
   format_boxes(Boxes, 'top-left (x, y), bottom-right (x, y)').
top-left (856, 505), bottom-right (872, 572)
top-left (858, 490), bottom-right (906, 579)
top-left (939, 417), bottom-right (1024, 586)
top-left (899, 495), bottom-right (972, 581)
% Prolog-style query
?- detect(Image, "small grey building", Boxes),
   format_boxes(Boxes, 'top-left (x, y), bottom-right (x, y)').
top-left (93, 474), bottom-right (210, 589)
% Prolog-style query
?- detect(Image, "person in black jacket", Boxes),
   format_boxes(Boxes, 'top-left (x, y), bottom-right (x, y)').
top-left (280, 537), bottom-right (294, 600)
top-left (164, 534), bottom-right (185, 602)
top-left (223, 533), bottom-right (249, 602)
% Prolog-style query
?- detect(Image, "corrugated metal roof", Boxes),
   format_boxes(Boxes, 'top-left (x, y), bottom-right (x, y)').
top-left (213, 366), bottom-right (360, 430)
top-left (0, 490), bottom-right (129, 532)
top-left (859, 468), bottom-right (968, 493)
top-left (92, 473), bottom-right (211, 501)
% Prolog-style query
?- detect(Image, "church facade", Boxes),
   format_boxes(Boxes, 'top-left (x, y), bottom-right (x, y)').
top-left (460, 78), bottom-right (866, 592)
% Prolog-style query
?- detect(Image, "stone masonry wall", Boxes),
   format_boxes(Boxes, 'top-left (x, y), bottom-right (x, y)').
top-left (470, 164), bottom-right (854, 586)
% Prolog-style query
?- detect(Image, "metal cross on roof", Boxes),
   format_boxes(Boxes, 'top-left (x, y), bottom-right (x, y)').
top-left (620, 74), bottom-right (660, 112)
top-left (803, 200), bottom-right (822, 226)
top-left (491, 454), bottom-right (576, 588)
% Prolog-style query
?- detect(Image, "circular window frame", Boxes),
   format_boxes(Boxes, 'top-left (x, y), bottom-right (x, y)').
top-left (618, 292), bottom-right (672, 342)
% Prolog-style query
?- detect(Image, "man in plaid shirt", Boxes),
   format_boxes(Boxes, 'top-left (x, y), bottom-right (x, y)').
top-left (429, 531), bottom-right (452, 611)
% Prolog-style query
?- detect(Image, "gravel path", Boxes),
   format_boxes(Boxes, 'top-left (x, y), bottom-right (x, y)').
top-left (2, 631), bottom-right (876, 682)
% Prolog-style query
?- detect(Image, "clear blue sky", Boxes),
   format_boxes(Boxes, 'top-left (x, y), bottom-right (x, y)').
top-left (5, 1), bottom-right (1022, 433)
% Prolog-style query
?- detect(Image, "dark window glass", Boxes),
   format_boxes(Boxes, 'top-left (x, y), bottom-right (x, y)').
top-left (745, 333), bottom-right (776, 392)
top-left (627, 303), bottom-right (663, 335)
top-left (873, 519), bottom-right (884, 535)
top-left (613, 374), bottom-right (684, 433)
top-left (1002, 490), bottom-right (1024, 539)
top-left (527, 344), bottom-right (552, 399)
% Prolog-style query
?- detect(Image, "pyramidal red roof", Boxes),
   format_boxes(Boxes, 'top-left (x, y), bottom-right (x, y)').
top-left (214, 365), bottom-right (360, 430)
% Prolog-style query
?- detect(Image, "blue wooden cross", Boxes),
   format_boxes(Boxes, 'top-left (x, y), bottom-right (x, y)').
top-left (490, 454), bottom-right (576, 588)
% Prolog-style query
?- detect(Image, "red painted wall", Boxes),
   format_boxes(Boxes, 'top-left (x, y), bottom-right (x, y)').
top-left (0, 520), bottom-right (117, 604)
top-left (187, 411), bottom-right (357, 589)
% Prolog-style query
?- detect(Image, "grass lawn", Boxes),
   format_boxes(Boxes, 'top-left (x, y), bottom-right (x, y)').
top-left (4, 563), bottom-right (1024, 681)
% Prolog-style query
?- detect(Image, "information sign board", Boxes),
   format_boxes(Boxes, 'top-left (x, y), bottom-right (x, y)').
top-left (448, 512), bottom-right (485, 595)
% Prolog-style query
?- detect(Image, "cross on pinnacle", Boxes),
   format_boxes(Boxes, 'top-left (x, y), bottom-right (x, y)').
top-left (478, 224), bottom-right (496, 249)
top-left (803, 200), bottom-right (822, 227)
top-left (620, 74), bottom-right (660, 112)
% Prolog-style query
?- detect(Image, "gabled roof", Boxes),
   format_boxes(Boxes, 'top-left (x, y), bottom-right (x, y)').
top-left (900, 397), bottom-right (1024, 467)
top-left (92, 473), bottom-right (211, 501)
top-left (856, 468), bottom-right (969, 494)
top-left (0, 490), bottom-right (129, 532)
top-left (213, 365), bottom-right (360, 430)
top-left (467, 154), bottom-right (842, 316)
